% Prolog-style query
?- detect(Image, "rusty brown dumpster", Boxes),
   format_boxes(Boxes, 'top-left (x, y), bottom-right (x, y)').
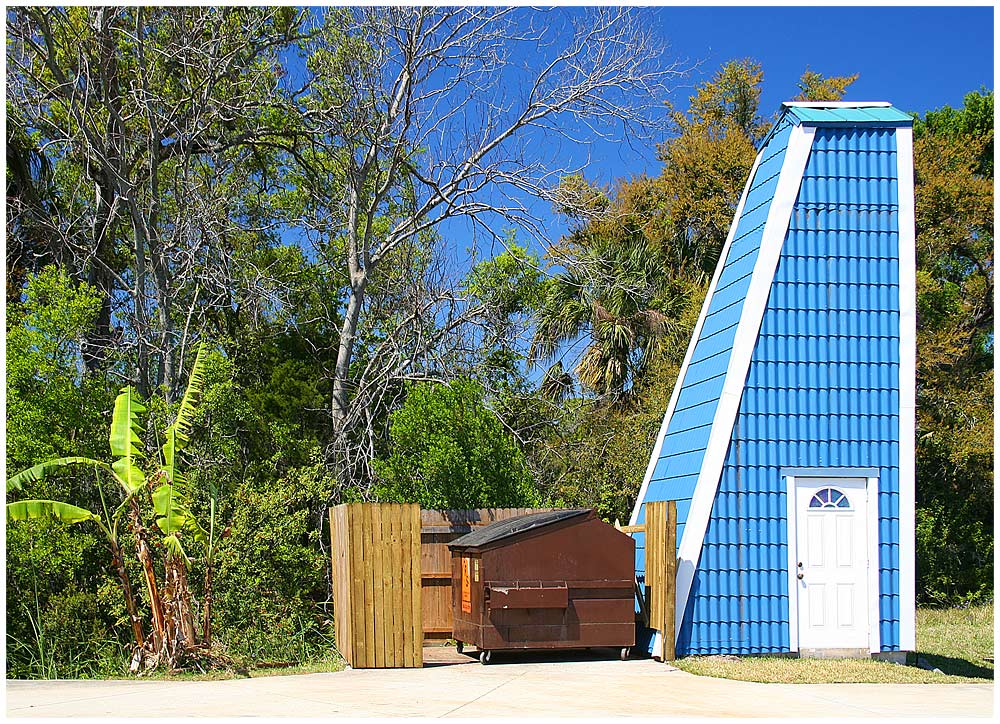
top-left (447, 508), bottom-right (635, 664)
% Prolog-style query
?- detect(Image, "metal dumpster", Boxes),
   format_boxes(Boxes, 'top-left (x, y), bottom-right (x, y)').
top-left (448, 508), bottom-right (635, 664)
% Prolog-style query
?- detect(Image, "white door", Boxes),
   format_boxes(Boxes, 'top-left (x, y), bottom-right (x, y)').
top-left (794, 477), bottom-right (870, 650)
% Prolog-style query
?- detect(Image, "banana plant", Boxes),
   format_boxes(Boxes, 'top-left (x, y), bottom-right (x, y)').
top-left (105, 385), bottom-right (167, 653)
top-left (150, 343), bottom-right (218, 652)
top-left (6, 386), bottom-right (159, 653)
top-left (7, 342), bottom-right (220, 667)
top-left (6, 479), bottom-right (146, 650)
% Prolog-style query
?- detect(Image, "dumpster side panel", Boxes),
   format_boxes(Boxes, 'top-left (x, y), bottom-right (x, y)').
top-left (451, 515), bottom-right (636, 652)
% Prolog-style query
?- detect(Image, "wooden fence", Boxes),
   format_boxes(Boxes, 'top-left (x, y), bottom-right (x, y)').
top-left (644, 500), bottom-right (678, 661)
top-left (329, 503), bottom-right (423, 668)
top-left (419, 508), bottom-right (553, 643)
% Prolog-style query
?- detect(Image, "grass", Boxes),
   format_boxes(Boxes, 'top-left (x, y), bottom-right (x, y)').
top-left (673, 604), bottom-right (994, 684)
top-left (137, 655), bottom-right (347, 681)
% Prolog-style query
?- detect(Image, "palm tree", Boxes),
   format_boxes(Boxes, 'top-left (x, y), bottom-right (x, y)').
top-left (531, 230), bottom-right (689, 397)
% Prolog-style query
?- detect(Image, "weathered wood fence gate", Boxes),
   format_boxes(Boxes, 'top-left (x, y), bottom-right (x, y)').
top-left (644, 500), bottom-right (678, 661)
top-left (617, 499), bottom-right (678, 661)
top-left (329, 503), bottom-right (423, 668)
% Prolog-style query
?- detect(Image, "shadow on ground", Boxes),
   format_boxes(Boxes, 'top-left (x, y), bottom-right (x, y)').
top-left (422, 646), bottom-right (646, 668)
top-left (915, 652), bottom-right (994, 680)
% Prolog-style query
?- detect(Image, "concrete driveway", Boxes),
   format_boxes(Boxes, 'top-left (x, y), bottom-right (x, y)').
top-left (6, 648), bottom-right (993, 718)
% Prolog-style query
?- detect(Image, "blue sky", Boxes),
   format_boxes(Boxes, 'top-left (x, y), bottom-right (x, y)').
top-left (578, 4), bottom-right (994, 186)
top-left (476, 4), bottom-right (994, 374)
top-left (436, 4), bottom-right (994, 257)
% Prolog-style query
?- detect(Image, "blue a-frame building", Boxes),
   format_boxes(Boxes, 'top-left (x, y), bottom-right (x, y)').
top-left (631, 102), bottom-right (916, 658)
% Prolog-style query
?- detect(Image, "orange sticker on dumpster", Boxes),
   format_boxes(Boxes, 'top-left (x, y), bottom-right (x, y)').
top-left (461, 557), bottom-right (472, 613)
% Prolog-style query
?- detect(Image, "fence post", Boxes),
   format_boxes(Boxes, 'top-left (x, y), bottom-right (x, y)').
top-left (663, 500), bottom-right (677, 662)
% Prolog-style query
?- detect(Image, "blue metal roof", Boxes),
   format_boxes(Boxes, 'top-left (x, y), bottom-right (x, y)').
top-left (784, 103), bottom-right (913, 126)
top-left (678, 125), bottom-right (903, 656)
top-left (757, 103), bottom-right (912, 150)
top-left (632, 117), bottom-right (796, 573)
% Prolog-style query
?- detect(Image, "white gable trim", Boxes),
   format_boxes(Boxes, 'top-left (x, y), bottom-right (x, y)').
top-left (895, 126), bottom-right (917, 652)
top-left (673, 124), bottom-right (816, 643)
top-left (782, 101), bottom-right (892, 108)
top-left (627, 144), bottom-right (767, 526)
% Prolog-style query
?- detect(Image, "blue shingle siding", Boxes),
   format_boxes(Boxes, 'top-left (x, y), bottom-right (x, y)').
top-left (634, 118), bottom-right (795, 576)
top-left (679, 125), bottom-right (902, 655)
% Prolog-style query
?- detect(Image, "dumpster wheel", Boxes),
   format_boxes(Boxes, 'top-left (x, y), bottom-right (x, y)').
top-left (620, 647), bottom-right (630, 661)
top-left (479, 650), bottom-right (492, 665)
top-left (456, 641), bottom-right (464, 654)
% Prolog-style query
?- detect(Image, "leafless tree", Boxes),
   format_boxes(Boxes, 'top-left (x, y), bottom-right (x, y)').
top-left (289, 6), bottom-right (683, 485)
top-left (6, 6), bottom-right (305, 398)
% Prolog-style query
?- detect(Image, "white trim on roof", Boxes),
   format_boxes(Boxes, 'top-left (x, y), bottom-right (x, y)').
top-left (673, 124), bottom-right (816, 644)
top-left (895, 126), bottom-right (917, 652)
top-left (782, 101), bottom-right (892, 108)
top-left (627, 143), bottom-right (767, 527)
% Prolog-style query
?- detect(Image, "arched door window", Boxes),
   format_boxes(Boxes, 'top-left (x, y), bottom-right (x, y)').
top-left (808, 487), bottom-right (851, 509)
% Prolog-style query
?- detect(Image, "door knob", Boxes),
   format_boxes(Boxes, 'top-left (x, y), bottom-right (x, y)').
top-left (797, 572), bottom-right (804, 580)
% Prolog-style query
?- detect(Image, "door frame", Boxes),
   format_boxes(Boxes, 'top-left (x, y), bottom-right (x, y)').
top-left (783, 468), bottom-right (881, 654)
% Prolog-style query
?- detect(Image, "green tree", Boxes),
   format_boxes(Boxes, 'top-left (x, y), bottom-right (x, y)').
top-left (533, 180), bottom-right (699, 396)
top-left (912, 90), bottom-right (994, 604)
top-left (794, 68), bottom-right (860, 101)
top-left (526, 61), bottom-right (859, 518)
top-left (5, 268), bottom-right (124, 678)
top-left (6, 6), bottom-right (303, 392)
top-left (373, 380), bottom-right (538, 509)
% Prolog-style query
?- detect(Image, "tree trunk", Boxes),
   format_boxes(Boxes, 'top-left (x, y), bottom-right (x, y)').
top-left (82, 179), bottom-right (117, 373)
top-left (202, 563), bottom-right (214, 648)
top-left (108, 537), bottom-right (145, 650)
top-left (174, 557), bottom-right (198, 649)
top-left (161, 554), bottom-right (199, 667)
top-left (129, 500), bottom-right (165, 653)
top-left (331, 282), bottom-right (367, 436)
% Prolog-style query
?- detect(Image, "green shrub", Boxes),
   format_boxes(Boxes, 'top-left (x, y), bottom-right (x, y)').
top-left (373, 380), bottom-right (539, 509)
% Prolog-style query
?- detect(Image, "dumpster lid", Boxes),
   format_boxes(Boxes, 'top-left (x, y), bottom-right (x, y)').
top-left (448, 509), bottom-right (591, 549)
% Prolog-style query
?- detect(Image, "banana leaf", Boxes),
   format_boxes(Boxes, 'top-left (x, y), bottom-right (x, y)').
top-left (154, 344), bottom-right (209, 558)
top-left (162, 533), bottom-right (192, 568)
top-left (7, 457), bottom-right (108, 492)
top-left (152, 483), bottom-right (207, 548)
top-left (7, 499), bottom-right (101, 527)
top-left (109, 386), bottom-right (146, 493)
top-left (161, 343), bottom-right (206, 481)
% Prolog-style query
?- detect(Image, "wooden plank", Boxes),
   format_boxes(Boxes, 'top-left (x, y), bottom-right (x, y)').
top-left (345, 505), bottom-right (354, 665)
top-left (399, 504), bottom-right (414, 667)
top-left (339, 505), bottom-right (352, 665)
top-left (664, 500), bottom-right (677, 662)
top-left (618, 524), bottom-right (645, 534)
top-left (332, 505), bottom-right (347, 664)
top-left (371, 504), bottom-right (386, 668)
top-left (646, 502), bottom-right (658, 632)
top-left (349, 504), bottom-right (366, 667)
top-left (339, 505), bottom-right (350, 665)
top-left (333, 506), bottom-right (344, 663)
top-left (409, 504), bottom-right (423, 667)
top-left (389, 504), bottom-right (404, 667)
top-left (362, 504), bottom-right (376, 668)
